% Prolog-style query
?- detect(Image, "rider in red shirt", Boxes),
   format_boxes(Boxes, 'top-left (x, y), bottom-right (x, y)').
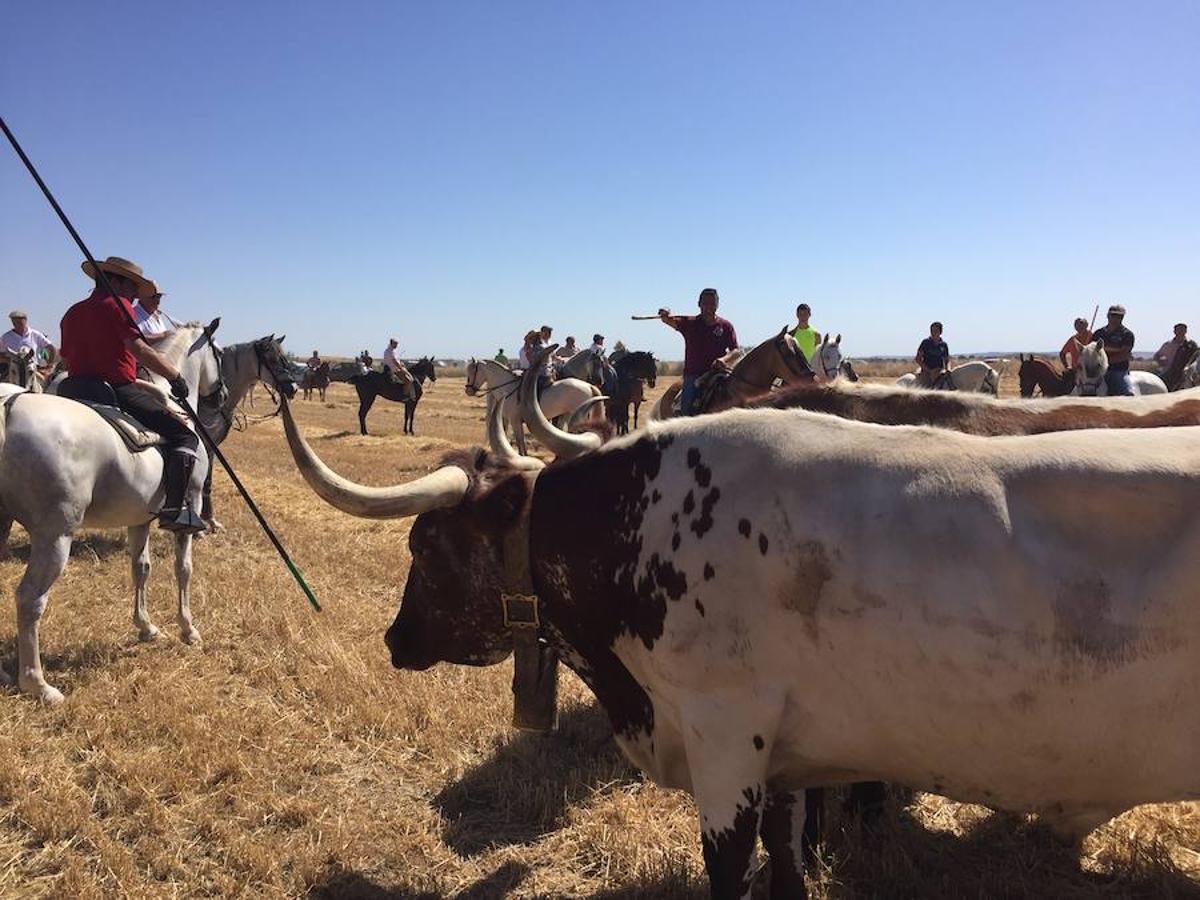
top-left (59, 256), bottom-right (205, 534)
top-left (658, 288), bottom-right (739, 415)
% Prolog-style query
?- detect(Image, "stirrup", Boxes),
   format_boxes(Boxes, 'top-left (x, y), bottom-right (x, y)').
top-left (158, 506), bottom-right (207, 535)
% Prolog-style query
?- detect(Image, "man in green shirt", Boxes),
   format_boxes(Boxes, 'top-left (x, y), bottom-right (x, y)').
top-left (790, 303), bottom-right (820, 365)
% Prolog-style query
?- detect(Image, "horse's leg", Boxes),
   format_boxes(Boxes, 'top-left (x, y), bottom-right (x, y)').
top-left (358, 392), bottom-right (376, 436)
top-left (404, 400), bottom-right (414, 435)
top-left (174, 532), bottom-right (200, 645)
top-left (129, 523), bottom-right (159, 642)
top-left (15, 532), bottom-right (71, 704)
top-left (508, 399), bottom-right (527, 455)
top-left (633, 400), bottom-right (640, 430)
top-left (200, 456), bottom-right (222, 533)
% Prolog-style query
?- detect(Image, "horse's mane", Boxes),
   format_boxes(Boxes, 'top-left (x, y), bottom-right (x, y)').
top-left (154, 323), bottom-right (208, 366)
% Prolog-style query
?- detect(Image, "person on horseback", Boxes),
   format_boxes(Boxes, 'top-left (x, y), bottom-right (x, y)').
top-left (1091, 304), bottom-right (1136, 396)
top-left (1153, 323), bottom-right (1189, 372)
top-left (534, 325), bottom-right (556, 396)
top-left (590, 334), bottom-right (606, 355)
top-left (1059, 317), bottom-right (1091, 372)
top-left (58, 256), bottom-right (204, 534)
top-left (306, 349), bottom-right (322, 370)
top-left (659, 287), bottom-right (739, 415)
top-left (609, 340), bottom-right (628, 365)
top-left (493, 347), bottom-right (509, 366)
top-left (556, 336), bottom-right (579, 359)
top-left (0, 309), bottom-right (56, 378)
top-left (915, 321), bottom-right (952, 389)
top-left (517, 330), bottom-right (539, 370)
top-left (133, 290), bottom-right (180, 343)
top-left (382, 337), bottom-right (415, 398)
top-left (790, 303), bottom-right (820, 366)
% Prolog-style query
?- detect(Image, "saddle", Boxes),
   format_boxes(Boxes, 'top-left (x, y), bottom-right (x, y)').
top-left (689, 369), bottom-right (731, 414)
top-left (56, 377), bottom-right (163, 452)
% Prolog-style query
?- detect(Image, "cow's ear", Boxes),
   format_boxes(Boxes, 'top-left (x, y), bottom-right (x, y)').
top-left (478, 471), bottom-right (531, 531)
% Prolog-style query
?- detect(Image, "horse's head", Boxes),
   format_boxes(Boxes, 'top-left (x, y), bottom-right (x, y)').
top-left (1077, 340), bottom-right (1108, 396)
top-left (839, 359), bottom-right (859, 382)
top-left (767, 328), bottom-right (817, 385)
top-left (1017, 353), bottom-right (1039, 398)
top-left (464, 358), bottom-right (480, 396)
top-left (254, 333), bottom-right (297, 398)
top-left (421, 357), bottom-right (438, 383)
top-left (9, 346), bottom-right (38, 389)
top-left (638, 351), bottom-right (658, 387)
top-left (817, 333), bottom-right (843, 380)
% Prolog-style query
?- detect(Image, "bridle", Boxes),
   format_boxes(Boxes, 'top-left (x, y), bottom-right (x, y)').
top-left (818, 343), bottom-right (841, 380)
top-left (465, 359), bottom-right (519, 398)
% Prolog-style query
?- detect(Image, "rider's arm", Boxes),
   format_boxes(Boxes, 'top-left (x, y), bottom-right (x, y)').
top-left (658, 309), bottom-right (683, 331)
top-left (125, 336), bottom-right (180, 380)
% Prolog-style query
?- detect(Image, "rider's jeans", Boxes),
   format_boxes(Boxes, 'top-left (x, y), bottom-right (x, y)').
top-left (1105, 368), bottom-right (1133, 396)
top-left (680, 375), bottom-right (699, 416)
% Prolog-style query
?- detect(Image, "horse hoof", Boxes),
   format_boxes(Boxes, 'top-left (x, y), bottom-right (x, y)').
top-left (22, 681), bottom-right (64, 705)
top-left (205, 518), bottom-right (225, 533)
top-left (138, 625), bottom-right (161, 642)
top-left (180, 629), bottom-right (202, 646)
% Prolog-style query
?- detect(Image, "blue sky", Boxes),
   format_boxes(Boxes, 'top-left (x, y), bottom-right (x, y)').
top-left (2, 1), bottom-right (1197, 360)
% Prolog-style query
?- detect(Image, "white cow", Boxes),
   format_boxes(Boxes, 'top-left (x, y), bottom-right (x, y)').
top-left (280, 361), bottom-right (1200, 899)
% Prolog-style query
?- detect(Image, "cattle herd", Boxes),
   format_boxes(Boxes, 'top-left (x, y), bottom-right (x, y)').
top-left (4, 332), bottom-right (1200, 899)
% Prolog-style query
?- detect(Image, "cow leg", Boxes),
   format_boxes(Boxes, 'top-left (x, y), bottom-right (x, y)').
top-left (174, 532), bottom-right (200, 645)
top-left (682, 698), bottom-right (779, 900)
top-left (846, 780), bottom-right (887, 827)
top-left (760, 789), bottom-right (810, 900)
top-left (801, 787), bottom-right (824, 864)
top-left (15, 533), bottom-right (71, 704)
top-left (0, 513), bottom-right (13, 560)
top-left (129, 523), bottom-right (159, 641)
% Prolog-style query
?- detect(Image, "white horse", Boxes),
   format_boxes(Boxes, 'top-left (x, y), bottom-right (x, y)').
top-left (1, 347), bottom-right (45, 393)
top-left (1073, 340), bottom-right (1168, 396)
top-left (896, 359), bottom-right (1001, 395)
top-left (0, 324), bottom-right (223, 704)
top-left (464, 357), bottom-right (601, 455)
top-left (813, 333), bottom-right (860, 382)
top-left (1183, 353), bottom-right (1200, 390)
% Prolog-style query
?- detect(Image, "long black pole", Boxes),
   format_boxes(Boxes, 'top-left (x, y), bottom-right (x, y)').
top-left (0, 115), bottom-right (320, 612)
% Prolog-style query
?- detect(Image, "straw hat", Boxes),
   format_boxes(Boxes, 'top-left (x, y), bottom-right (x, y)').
top-left (81, 256), bottom-right (158, 300)
top-left (8, 309), bottom-right (28, 320)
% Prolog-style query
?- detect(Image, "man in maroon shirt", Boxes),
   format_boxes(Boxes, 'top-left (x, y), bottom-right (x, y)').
top-left (59, 256), bottom-right (205, 534)
top-left (658, 287), bottom-right (739, 415)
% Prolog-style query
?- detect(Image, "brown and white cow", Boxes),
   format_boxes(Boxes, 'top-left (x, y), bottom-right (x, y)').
top-left (279, 365), bottom-right (1200, 900)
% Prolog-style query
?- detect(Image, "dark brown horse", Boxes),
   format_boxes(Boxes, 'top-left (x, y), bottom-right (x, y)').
top-left (605, 351), bottom-right (658, 434)
top-left (300, 361), bottom-right (331, 401)
top-left (350, 357), bottom-right (437, 435)
top-left (1017, 354), bottom-right (1075, 397)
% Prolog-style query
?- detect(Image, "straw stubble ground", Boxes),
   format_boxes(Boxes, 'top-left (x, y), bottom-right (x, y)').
top-left (0, 373), bottom-right (1197, 898)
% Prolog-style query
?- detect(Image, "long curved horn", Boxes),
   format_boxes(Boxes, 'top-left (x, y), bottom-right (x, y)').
top-left (487, 393), bottom-right (544, 471)
top-left (280, 396), bottom-right (468, 518)
top-left (520, 346), bottom-right (602, 459)
top-left (567, 395), bottom-right (608, 433)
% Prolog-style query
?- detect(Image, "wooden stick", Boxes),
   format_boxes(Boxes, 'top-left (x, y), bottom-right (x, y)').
top-left (630, 314), bottom-right (662, 320)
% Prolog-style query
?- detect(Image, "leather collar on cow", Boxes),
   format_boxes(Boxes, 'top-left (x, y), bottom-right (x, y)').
top-left (500, 471), bottom-right (560, 732)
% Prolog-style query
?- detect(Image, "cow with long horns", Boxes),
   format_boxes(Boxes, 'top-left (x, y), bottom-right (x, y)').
top-left (279, 347), bottom-right (1200, 899)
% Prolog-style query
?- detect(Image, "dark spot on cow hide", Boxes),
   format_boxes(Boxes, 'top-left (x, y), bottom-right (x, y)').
top-left (1052, 577), bottom-right (1160, 671)
top-left (758, 533), bottom-right (769, 555)
top-left (671, 532), bottom-right (681, 552)
top-left (651, 489), bottom-right (662, 504)
top-left (703, 562), bottom-right (715, 581)
top-left (753, 735), bottom-right (764, 751)
top-left (702, 786), bottom-right (763, 899)
top-left (682, 490), bottom-right (696, 515)
top-left (737, 518), bottom-right (751, 538)
top-left (687, 447), bottom-right (701, 468)
top-left (695, 599), bottom-right (706, 617)
top-left (671, 512), bottom-right (679, 525)
top-left (781, 540), bottom-right (834, 641)
top-left (1011, 690), bottom-right (1036, 712)
top-left (690, 487), bottom-right (721, 538)
top-left (694, 463), bottom-right (712, 488)
top-left (527, 430), bottom-right (677, 741)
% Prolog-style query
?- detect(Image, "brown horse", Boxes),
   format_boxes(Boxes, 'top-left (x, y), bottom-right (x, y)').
top-left (650, 328), bottom-right (815, 419)
top-left (301, 362), bottom-right (331, 401)
top-left (1017, 354), bottom-right (1075, 397)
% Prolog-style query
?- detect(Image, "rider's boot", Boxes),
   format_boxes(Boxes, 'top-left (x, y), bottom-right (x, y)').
top-left (158, 452), bottom-right (206, 534)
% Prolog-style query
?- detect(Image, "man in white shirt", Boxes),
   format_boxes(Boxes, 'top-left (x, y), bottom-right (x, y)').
top-left (0, 309), bottom-right (56, 375)
top-left (382, 337), bottom-right (414, 396)
top-left (132, 290), bottom-right (180, 343)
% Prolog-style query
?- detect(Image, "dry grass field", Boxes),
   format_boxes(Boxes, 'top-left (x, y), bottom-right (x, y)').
top-left (1, 368), bottom-right (1198, 898)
